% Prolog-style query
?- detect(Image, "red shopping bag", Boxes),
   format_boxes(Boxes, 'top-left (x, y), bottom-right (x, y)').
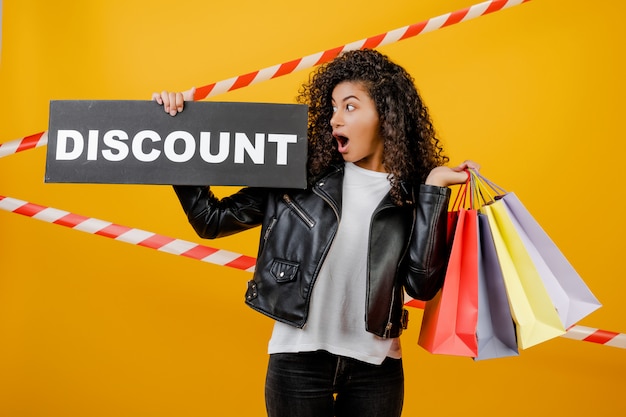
top-left (418, 207), bottom-right (479, 357)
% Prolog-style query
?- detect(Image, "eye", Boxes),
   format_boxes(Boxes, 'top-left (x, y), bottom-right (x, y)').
top-left (332, 106), bottom-right (338, 113)
top-left (346, 104), bottom-right (355, 111)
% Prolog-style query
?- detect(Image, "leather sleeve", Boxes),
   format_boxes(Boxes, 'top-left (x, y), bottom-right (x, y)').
top-left (173, 185), bottom-right (268, 239)
top-left (403, 184), bottom-right (451, 301)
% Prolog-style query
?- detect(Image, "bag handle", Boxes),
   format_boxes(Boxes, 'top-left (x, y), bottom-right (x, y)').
top-left (450, 170), bottom-right (507, 210)
top-left (470, 170), bottom-right (493, 207)
top-left (473, 171), bottom-right (507, 196)
top-left (450, 172), bottom-right (471, 211)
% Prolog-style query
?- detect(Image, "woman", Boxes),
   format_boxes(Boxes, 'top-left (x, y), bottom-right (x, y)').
top-left (154, 49), bottom-right (478, 417)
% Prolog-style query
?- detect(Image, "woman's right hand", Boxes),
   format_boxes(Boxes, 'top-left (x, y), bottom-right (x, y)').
top-left (425, 160), bottom-right (481, 187)
top-left (151, 87), bottom-right (196, 116)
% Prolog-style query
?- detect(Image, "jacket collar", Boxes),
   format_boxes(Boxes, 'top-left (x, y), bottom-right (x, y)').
top-left (311, 164), bottom-right (344, 214)
top-left (312, 163), bottom-right (417, 210)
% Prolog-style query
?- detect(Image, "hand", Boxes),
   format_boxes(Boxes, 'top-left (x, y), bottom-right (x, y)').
top-left (151, 87), bottom-right (196, 116)
top-left (425, 160), bottom-right (481, 187)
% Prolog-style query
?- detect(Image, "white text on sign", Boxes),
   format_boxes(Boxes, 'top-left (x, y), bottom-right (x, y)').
top-left (54, 129), bottom-right (299, 165)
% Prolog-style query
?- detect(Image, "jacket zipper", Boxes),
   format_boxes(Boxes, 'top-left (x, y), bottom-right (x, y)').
top-left (384, 279), bottom-right (396, 338)
top-left (283, 194), bottom-right (315, 228)
top-left (263, 217), bottom-right (277, 242)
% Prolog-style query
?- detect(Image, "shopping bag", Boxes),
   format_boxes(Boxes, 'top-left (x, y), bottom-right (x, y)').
top-left (499, 192), bottom-right (601, 328)
top-left (473, 172), bottom-right (601, 328)
top-left (418, 207), bottom-right (479, 357)
top-left (482, 202), bottom-right (566, 349)
top-left (474, 212), bottom-right (519, 360)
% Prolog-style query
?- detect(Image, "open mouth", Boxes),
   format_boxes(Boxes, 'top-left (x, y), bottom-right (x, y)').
top-left (335, 135), bottom-right (349, 152)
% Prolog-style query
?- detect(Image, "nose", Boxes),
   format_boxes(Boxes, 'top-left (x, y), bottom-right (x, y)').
top-left (330, 110), bottom-right (342, 128)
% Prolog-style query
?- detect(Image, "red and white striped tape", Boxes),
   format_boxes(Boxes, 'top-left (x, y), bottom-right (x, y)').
top-left (193, 0), bottom-right (531, 100)
top-left (1, 193), bottom-right (623, 350)
top-left (561, 325), bottom-right (626, 349)
top-left (0, 0), bottom-right (532, 158)
top-left (0, 194), bottom-right (256, 272)
top-left (0, 131), bottom-right (47, 158)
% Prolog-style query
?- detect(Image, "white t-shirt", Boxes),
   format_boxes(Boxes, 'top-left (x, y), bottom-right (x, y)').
top-left (268, 162), bottom-right (401, 365)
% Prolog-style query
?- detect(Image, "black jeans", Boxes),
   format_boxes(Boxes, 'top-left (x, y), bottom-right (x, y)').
top-left (265, 351), bottom-right (404, 417)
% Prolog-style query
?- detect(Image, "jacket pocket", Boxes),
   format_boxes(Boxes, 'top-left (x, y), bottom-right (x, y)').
top-left (270, 259), bottom-right (299, 283)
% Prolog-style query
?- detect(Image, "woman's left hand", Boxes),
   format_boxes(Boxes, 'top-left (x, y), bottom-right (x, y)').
top-left (151, 87), bottom-right (196, 116)
top-left (425, 160), bottom-right (481, 187)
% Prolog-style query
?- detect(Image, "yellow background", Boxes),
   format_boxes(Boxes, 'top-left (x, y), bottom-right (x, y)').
top-left (1, 0), bottom-right (624, 415)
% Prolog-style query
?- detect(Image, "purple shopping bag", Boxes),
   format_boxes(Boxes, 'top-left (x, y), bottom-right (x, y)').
top-left (475, 213), bottom-right (518, 360)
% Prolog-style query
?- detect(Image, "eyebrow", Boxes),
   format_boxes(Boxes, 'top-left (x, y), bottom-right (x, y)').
top-left (331, 95), bottom-right (360, 104)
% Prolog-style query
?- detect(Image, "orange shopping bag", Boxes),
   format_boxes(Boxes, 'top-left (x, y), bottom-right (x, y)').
top-left (418, 206), bottom-right (479, 357)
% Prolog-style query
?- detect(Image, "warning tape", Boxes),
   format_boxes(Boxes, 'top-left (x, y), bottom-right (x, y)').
top-left (191, 0), bottom-right (533, 100)
top-left (0, 0), bottom-right (532, 157)
top-left (0, 131), bottom-right (47, 158)
top-left (1, 193), bottom-right (622, 350)
top-left (561, 325), bottom-right (626, 349)
top-left (0, 194), bottom-right (256, 272)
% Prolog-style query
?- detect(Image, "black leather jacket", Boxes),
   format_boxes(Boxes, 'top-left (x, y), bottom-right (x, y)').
top-left (173, 164), bottom-right (450, 338)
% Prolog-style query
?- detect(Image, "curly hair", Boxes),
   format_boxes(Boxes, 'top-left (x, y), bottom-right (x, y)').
top-left (297, 49), bottom-right (448, 206)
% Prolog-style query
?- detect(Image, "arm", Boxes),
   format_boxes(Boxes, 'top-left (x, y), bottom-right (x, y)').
top-left (403, 184), bottom-right (450, 300)
top-left (403, 160), bottom-right (480, 300)
top-left (153, 89), bottom-right (267, 238)
top-left (173, 185), bottom-right (268, 239)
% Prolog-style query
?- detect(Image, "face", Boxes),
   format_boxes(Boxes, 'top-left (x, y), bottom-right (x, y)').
top-left (330, 81), bottom-right (386, 172)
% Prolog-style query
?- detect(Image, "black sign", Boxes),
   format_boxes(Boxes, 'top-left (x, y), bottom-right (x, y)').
top-left (45, 100), bottom-right (308, 188)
